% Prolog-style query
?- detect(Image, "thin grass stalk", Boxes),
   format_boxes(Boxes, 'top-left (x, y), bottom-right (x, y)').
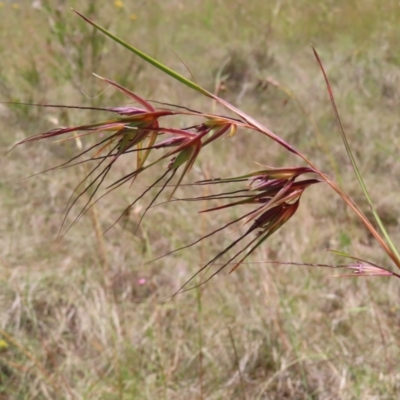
top-left (228, 327), bottom-right (247, 400)
top-left (196, 165), bottom-right (211, 400)
top-left (272, 287), bottom-right (312, 397)
top-left (155, 307), bottom-right (168, 400)
top-left (73, 133), bottom-right (109, 279)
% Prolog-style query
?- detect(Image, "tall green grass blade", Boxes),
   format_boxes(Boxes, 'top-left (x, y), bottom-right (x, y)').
top-left (328, 249), bottom-right (381, 266)
top-left (313, 47), bottom-right (400, 266)
top-left (73, 10), bottom-right (209, 97)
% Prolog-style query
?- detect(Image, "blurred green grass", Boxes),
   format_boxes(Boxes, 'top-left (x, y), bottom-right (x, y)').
top-left (1, 0), bottom-right (400, 399)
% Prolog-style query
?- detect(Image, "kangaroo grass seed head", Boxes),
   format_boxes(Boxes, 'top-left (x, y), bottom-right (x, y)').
top-left (162, 167), bottom-right (322, 294)
top-left (337, 263), bottom-right (400, 278)
top-left (15, 86), bottom-right (321, 283)
top-left (12, 11), bottom-right (400, 298)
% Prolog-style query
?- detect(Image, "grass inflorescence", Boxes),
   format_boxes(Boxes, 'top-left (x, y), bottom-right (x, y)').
top-left (2, 1), bottom-right (400, 399)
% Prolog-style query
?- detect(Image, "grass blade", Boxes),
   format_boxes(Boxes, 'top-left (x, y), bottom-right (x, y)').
top-left (73, 10), bottom-right (209, 97)
top-left (312, 47), bottom-right (400, 266)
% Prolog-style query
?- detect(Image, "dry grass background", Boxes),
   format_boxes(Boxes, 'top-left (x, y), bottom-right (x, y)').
top-left (1, 1), bottom-right (400, 399)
